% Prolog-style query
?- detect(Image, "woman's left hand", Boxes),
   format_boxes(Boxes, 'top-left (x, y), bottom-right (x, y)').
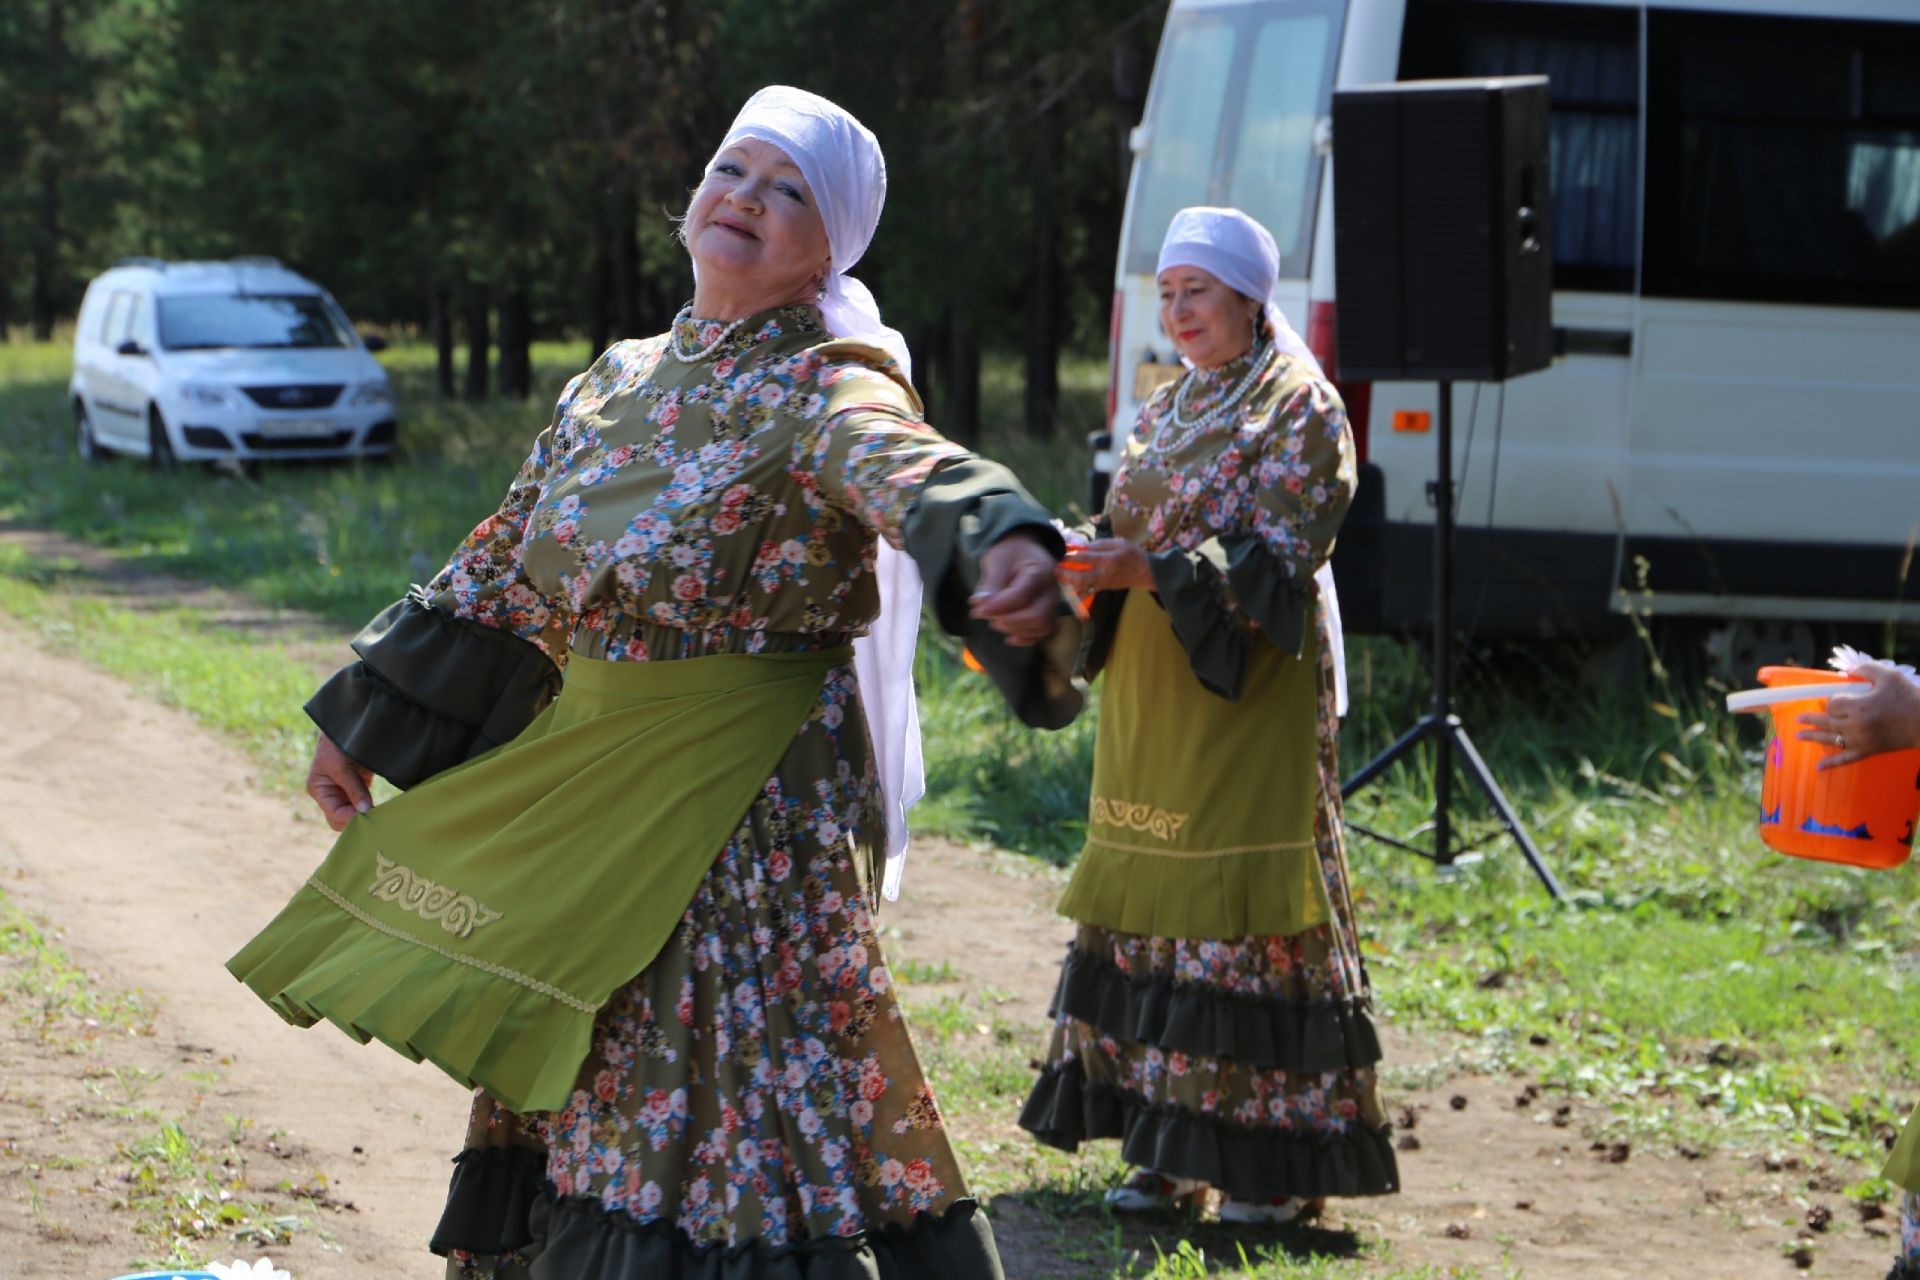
top-left (1059, 537), bottom-right (1153, 596)
top-left (971, 533), bottom-right (1062, 646)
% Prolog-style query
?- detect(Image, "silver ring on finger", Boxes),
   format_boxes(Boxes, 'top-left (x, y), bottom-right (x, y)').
top-left (1836, 733), bottom-right (1847, 749)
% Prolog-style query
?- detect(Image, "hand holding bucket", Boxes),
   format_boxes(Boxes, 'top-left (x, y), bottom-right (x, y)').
top-left (1726, 665), bottom-right (1920, 869)
top-left (1793, 661), bottom-right (1920, 769)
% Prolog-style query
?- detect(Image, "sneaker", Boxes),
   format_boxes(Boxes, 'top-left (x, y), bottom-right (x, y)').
top-left (1217, 1194), bottom-right (1320, 1225)
top-left (1104, 1167), bottom-right (1200, 1212)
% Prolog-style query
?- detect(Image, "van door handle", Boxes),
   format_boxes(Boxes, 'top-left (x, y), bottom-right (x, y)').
top-left (1552, 327), bottom-right (1632, 357)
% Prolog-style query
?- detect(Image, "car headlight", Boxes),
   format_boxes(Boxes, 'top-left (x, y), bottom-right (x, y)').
top-left (179, 383), bottom-right (233, 408)
top-left (348, 379), bottom-right (393, 407)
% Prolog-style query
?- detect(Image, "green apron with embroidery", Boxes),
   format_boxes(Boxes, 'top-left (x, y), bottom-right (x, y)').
top-left (1887, 1106), bottom-right (1920, 1192)
top-left (1055, 589), bottom-right (1329, 940)
top-left (227, 647), bottom-right (850, 1115)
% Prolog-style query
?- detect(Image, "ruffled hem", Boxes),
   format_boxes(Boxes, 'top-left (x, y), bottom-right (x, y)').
top-left (1018, 1061), bottom-right (1398, 1202)
top-left (1056, 842), bottom-right (1330, 941)
top-left (518, 1189), bottom-right (1004, 1280)
top-left (433, 1144), bottom-right (548, 1257)
top-left (1050, 947), bottom-right (1381, 1072)
top-left (225, 883), bottom-right (594, 1114)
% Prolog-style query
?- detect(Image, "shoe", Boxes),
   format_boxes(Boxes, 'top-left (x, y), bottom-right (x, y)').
top-left (1104, 1167), bottom-right (1200, 1212)
top-left (1217, 1194), bottom-right (1322, 1225)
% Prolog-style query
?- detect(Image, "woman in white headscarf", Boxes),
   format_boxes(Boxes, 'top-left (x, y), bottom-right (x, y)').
top-left (227, 86), bottom-right (1081, 1278)
top-left (1019, 207), bottom-right (1397, 1224)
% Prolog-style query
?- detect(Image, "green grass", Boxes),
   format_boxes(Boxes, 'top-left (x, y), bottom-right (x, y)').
top-left (8, 335), bottom-right (1920, 1273)
top-left (0, 888), bottom-right (153, 1044)
top-left (0, 542), bottom-right (322, 793)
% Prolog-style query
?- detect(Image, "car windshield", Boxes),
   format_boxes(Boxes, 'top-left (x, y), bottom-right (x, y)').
top-left (157, 294), bottom-right (351, 350)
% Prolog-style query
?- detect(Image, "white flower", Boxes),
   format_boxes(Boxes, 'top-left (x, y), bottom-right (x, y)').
top-left (1829, 645), bottom-right (1920, 684)
top-left (206, 1262), bottom-right (291, 1280)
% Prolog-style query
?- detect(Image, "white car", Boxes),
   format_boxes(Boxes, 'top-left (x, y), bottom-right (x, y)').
top-left (69, 257), bottom-right (396, 466)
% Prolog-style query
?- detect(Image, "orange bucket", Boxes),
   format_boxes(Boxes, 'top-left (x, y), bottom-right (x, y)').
top-left (1726, 666), bottom-right (1920, 869)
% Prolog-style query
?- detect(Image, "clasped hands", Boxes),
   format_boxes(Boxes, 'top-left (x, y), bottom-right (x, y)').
top-left (971, 530), bottom-right (1153, 640)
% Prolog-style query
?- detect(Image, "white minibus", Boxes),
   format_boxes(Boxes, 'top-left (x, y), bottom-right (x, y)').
top-left (1104, 0), bottom-right (1920, 661)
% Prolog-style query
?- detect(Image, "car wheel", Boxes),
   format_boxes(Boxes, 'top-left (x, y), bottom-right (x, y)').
top-left (74, 400), bottom-right (104, 463)
top-left (148, 407), bottom-right (177, 472)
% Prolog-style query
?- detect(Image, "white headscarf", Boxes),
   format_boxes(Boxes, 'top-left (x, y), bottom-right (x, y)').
top-left (708, 85), bottom-right (924, 898)
top-left (1155, 206), bottom-right (1349, 715)
top-left (712, 85), bottom-right (912, 376)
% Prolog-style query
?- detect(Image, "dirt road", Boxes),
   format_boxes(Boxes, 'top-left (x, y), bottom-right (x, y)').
top-left (0, 604), bottom-right (1893, 1278)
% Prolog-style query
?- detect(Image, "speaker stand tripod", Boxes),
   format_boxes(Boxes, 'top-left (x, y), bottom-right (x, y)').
top-left (1339, 381), bottom-right (1564, 899)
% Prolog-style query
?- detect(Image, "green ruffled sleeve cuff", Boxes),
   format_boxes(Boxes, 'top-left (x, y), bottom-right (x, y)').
top-left (1145, 534), bottom-right (1309, 701)
top-left (904, 456), bottom-right (1084, 730)
top-left (305, 588), bottom-right (563, 789)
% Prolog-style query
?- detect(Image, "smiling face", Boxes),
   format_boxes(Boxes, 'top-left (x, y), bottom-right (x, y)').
top-left (1157, 265), bottom-right (1262, 370)
top-left (685, 137), bottom-right (832, 315)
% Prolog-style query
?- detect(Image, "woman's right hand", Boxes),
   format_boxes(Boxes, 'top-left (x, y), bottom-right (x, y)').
top-left (307, 732), bottom-right (375, 831)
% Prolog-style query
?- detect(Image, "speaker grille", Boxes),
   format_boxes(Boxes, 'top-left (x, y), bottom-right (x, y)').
top-left (1333, 79), bottom-right (1552, 382)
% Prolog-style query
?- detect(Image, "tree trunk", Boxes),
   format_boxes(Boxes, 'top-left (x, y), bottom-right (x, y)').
top-left (0, 218), bottom-right (11, 343)
top-left (587, 199), bottom-right (611, 358)
top-left (31, 0), bottom-right (65, 341)
top-left (611, 184), bottom-right (640, 339)
top-left (909, 321), bottom-right (942, 419)
top-left (497, 290), bottom-right (531, 400)
top-left (463, 288), bottom-right (489, 402)
top-left (1112, 25), bottom-right (1151, 194)
top-left (935, 0), bottom-right (984, 447)
top-left (1024, 101), bottom-right (1064, 438)
top-left (943, 315), bottom-right (980, 446)
top-left (431, 287), bottom-right (455, 399)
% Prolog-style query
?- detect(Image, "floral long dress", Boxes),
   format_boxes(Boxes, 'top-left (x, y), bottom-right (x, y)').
top-left (309, 306), bottom-right (1050, 1279)
top-left (1019, 345), bottom-right (1399, 1204)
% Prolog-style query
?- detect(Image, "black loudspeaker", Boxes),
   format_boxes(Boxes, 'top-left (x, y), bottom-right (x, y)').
top-left (1332, 76), bottom-right (1553, 382)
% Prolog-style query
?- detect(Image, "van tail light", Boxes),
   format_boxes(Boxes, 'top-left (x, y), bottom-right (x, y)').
top-left (1105, 290), bottom-right (1124, 427)
top-left (1306, 300), bottom-right (1372, 465)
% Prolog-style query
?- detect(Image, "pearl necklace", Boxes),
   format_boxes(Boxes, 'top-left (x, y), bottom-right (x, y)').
top-left (670, 307), bottom-right (751, 363)
top-left (1164, 340), bottom-right (1276, 444)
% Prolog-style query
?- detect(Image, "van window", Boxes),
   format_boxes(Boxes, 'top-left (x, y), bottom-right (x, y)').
top-left (1644, 9), bottom-right (1920, 310)
top-left (101, 291), bottom-right (134, 344)
top-left (1125, 0), bottom-right (1344, 279)
top-left (157, 294), bottom-right (352, 350)
top-left (1400, 1), bottom-right (1638, 293)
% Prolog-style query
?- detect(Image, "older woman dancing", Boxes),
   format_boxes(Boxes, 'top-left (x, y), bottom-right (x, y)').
top-left (228, 86), bottom-right (1077, 1278)
top-left (1019, 207), bottom-right (1397, 1224)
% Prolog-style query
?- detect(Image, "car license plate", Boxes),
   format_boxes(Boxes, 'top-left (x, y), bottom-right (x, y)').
top-left (256, 418), bottom-right (336, 439)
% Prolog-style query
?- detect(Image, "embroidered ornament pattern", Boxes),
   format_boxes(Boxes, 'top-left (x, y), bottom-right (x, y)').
top-left (367, 855), bottom-right (502, 938)
top-left (1091, 796), bottom-right (1191, 842)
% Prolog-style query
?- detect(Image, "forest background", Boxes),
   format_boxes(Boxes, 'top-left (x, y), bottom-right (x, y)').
top-left (0, 0), bottom-right (1165, 439)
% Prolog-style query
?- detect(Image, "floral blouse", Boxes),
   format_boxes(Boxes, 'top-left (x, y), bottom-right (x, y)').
top-left (1112, 347), bottom-right (1355, 600)
top-left (426, 306), bottom-right (969, 667)
top-left (1097, 346), bottom-right (1356, 696)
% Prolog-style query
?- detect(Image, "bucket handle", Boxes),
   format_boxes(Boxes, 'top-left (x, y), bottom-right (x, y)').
top-left (1725, 682), bottom-right (1858, 714)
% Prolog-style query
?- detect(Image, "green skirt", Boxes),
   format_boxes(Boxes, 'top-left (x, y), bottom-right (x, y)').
top-left (228, 647), bottom-right (849, 1114)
